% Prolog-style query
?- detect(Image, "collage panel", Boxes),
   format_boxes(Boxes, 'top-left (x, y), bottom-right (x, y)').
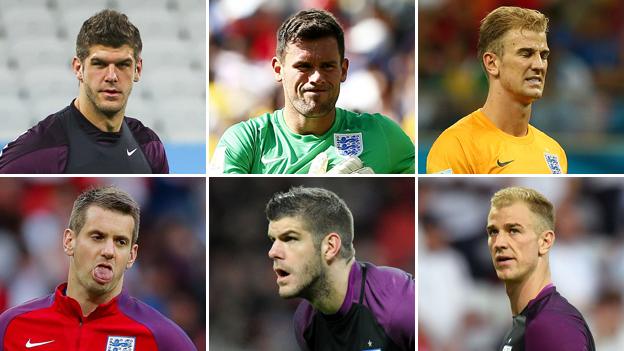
top-left (419, 1), bottom-right (624, 174)
top-left (208, 1), bottom-right (415, 174)
top-left (0, 0), bottom-right (206, 174)
top-left (418, 177), bottom-right (624, 350)
top-left (209, 177), bottom-right (415, 350)
top-left (0, 177), bottom-right (205, 349)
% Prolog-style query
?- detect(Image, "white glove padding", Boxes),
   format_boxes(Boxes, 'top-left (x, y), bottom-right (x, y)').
top-left (328, 156), bottom-right (375, 174)
top-left (308, 152), bottom-right (329, 174)
top-left (308, 152), bottom-right (375, 174)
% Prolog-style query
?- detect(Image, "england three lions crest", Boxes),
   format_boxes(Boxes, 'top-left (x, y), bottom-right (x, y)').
top-left (334, 133), bottom-right (363, 157)
top-left (544, 153), bottom-right (562, 174)
top-left (106, 336), bottom-right (136, 351)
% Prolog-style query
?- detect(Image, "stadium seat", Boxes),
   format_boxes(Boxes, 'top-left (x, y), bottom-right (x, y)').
top-left (0, 96), bottom-right (35, 139)
top-left (154, 97), bottom-right (205, 141)
top-left (9, 38), bottom-right (73, 72)
top-left (2, 7), bottom-right (58, 41)
top-left (140, 67), bottom-right (205, 101)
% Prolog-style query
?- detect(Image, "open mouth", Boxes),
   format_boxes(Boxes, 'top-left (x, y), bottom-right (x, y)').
top-left (525, 77), bottom-right (542, 85)
top-left (93, 264), bottom-right (113, 284)
top-left (274, 268), bottom-right (290, 283)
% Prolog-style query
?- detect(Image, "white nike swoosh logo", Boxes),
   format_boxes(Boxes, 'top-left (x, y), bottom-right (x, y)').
top-left (261, 155), bottom-right (286, 164)
top-left (127, 148), bottom-right (137, 156)
top-left (26, 339), bottom-right (55, 348)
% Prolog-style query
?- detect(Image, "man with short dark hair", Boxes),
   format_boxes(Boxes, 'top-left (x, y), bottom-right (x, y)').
top-left (0, 9), bottom-right (168, 174)
top-left (0, 186), bottom-right (196, 349)
top-left (487, 186), bottom-right (594, 350)
top-left (212, 9), bottom-right (414, 174)
top-left (266, 186), bottom-right (414, 350)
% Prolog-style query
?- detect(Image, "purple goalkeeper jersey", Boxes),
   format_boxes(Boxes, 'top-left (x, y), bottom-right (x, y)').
top-left (499, 284), bottom-right (595, 351)
top-left (293, 261), bottom-right (414, 351)
top-left (0, 100), bottom-right (168, 173)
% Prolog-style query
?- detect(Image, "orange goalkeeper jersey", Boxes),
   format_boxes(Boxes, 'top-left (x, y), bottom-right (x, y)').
top-left (426, 109), bottom-right (567, 174)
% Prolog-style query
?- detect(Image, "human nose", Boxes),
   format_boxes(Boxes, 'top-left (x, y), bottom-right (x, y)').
top-left (531, 55), bottom-right (546, 71)
top-left (101, 238), bottom-right (115, 259)
top-left (492, 232), bottom-right (510, 251)
top-left (268, 240), bottom-right (283, 260)
top-left (308, 69), bottom-right (324, 84)
top-left (104, 64), bottom-right (118, 82)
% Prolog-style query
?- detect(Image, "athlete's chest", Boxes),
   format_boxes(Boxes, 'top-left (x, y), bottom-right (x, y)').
top-left (5, 313), bottom-right (157, 351)
top-left (499, 314), bottom-right (527, 351)
top-left (304, 304), bottom-right (400, 351)
top-left (256, 129), bottom-right (387, 173)
top-left (479, 142), bottom-right (563, 174)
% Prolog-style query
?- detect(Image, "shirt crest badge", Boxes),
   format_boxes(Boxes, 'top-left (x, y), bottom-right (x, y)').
top-left (544, 153), bottom-right (562, 174)
top-left (334, 133), bottom-right (363, 157)
top-left (106, 336), bottom-right (136, 351)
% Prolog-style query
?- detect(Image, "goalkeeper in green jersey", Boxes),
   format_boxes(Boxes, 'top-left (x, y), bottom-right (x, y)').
top-left (210, 9), bottom-right (415, 174)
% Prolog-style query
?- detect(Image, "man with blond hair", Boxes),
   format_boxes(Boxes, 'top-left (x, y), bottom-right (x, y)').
top-left (486, 186), bottom-right (594, 350)
top-left (427, 6), bottom-right (567, 174)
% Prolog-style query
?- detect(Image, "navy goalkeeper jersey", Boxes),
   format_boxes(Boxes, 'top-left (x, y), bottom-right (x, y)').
top-left (499, 284), bottom-right (595, 351)
top-left (294, 261), bottom-right (414, 351)
top-left (0, 100), bottom-right (168, 173)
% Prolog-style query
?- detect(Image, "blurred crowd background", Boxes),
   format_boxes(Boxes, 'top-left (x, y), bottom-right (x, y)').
top-left (208, 0), bottom-right (415, 159)
top-left (0, 177), bottom-right (206, 350)
top-left (419, 0), bottom-right (624, 173)
top-left (209, 177), bottom-right (414, 350)
top-left (0, 0), bottom-right (206, 173)
top-left (419, 177), bottom-right (624, 351)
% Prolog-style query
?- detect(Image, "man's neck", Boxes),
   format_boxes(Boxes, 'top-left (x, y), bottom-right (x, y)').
top-left (504, 269), bottom-right (551, 316)
top-left (282, 105), bottom-right (336, 136)
top-left (310, 258), bottom-right (355, 315)
top-left (66, 277), bottom-right (121, 317)
top-left (74, 96), bottom-right (124, 133)
top-left (481, 91), bottom-right (533, 137)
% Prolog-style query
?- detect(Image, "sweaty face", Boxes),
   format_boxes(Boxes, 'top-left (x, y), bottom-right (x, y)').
top-left (274, 37), bottom-right (348, 119)
top-left (486, 202), bottom-right (543, 283)
top-left (268, 216), bottom-right (327, 299)
top-left (74, 44), bottom-right (141, 118)
top-left (65, 206), bottom-right (137, 298)
top-left (495, 29), bottom-right (549, 104)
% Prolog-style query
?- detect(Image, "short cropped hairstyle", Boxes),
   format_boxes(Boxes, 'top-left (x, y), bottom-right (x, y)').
top-left (76, 9), bottom-right (142, 62)
top-left (69, 186), bottom-right (141, 244)
top-left (266, 186), bottom-right (354, 260)
top-left (490, 186), bottom-right (554, 233)
top-left (478, 6), bottom-right (548, 70)
top-left (276, 9), bottom-right (345, 61)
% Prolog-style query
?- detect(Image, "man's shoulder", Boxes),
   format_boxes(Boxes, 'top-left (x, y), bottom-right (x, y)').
top-left (0, 111), bottom-right (69, 173)
top-left (364, 262), bottom-right (414, 292)
top-left (435, 110), bottom-right (487, 141)
top-left (524, 289), bottom-right (592, 349)
top-left (117, 293), bottom-right (196, 350)
top-left (529, 123), bottom-right (565, 148)
top-left (125, 116), bottom-right (164, 144)
top-left (0, 294), bottom-right (55, 332)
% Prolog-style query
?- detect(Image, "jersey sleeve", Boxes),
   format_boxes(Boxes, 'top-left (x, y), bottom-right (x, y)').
top-left (426, 130), bottom-right (474, 174)
top-left (211, 122), bottom-right (258, 174)
top-left (380, 115), bottom-right (415, 174)
top-left (525, 313), bottom-right (592, 350)
top-left (559, 145), bottom-right (568, 174)
top-left (293, 302), bottom-right (314, 351)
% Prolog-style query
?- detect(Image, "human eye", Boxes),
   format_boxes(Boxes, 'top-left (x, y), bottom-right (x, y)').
top-left (487, 228), bottom-right (498, 236)
top-left (91, 233), bottom-right (104, 240)
top-left (541, 51), bottom-right (549, 60)
top-left (116, 238), bottom-right (129, 246)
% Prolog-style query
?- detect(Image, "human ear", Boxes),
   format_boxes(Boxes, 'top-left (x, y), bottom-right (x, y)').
top-left (272, 57), bottom-right (283, 82)
top-left (72, 57), bottom-right (83, 82)
top-left (322, 233), bottom-right (342, 263)
top-left (63, 229), bottom-right (76, 256)
top-left (340, 58), bottom-right (349, 82)
top-left (126, 244), bottom-right (138, 269)
top-left (538, 230), bottom-right (555, 256)
top-left (483, 52), bottom-right (499, 77)
top-left (133, 58), bottom-right (142, 82)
